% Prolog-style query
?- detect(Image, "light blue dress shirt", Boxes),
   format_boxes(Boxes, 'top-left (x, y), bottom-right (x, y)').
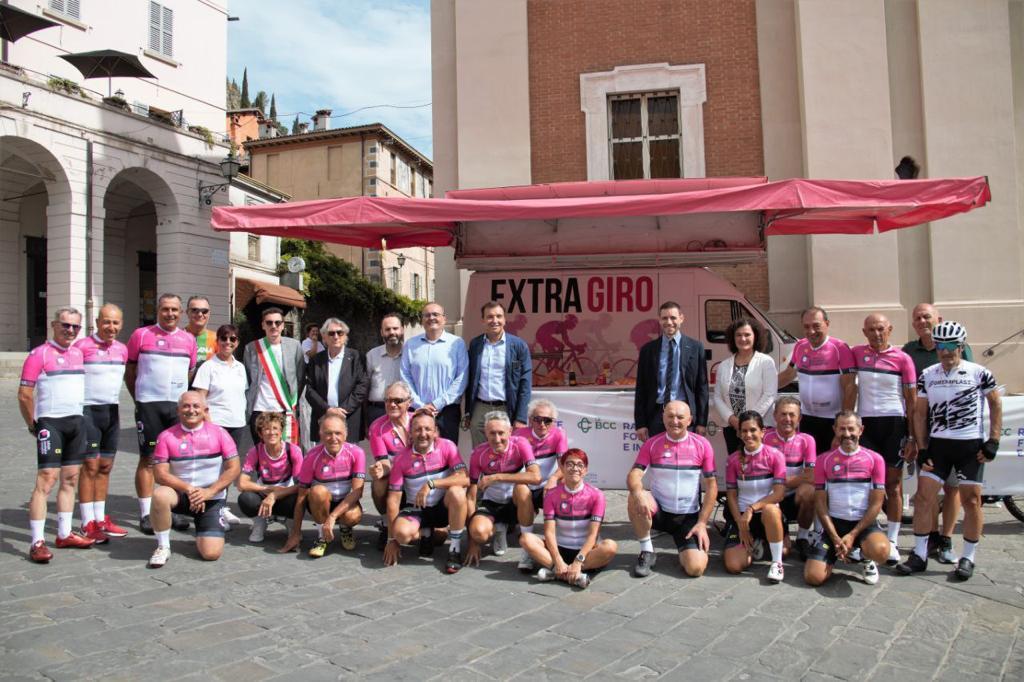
top-left (657, 332), bottom-right (682, 402)
top-left (477, 334), bottom-right (507, 402)
top-left (400, 331), bottom-right (469, 410)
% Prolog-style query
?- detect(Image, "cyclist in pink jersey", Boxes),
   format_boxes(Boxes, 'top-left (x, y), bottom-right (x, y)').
top-left (74, 303), bottom-right (130, 543)
top-left (627, 400), bottom-right (718, 579)
top-left (464, 412), bottom-right (540, 567)
top-left (281, 414), bottom-right (365, 558)
top-left (520, 449), bottom-right (617, 589)
top-left (384, 410), bottom-right (469, 573)
top-left (511, 398), bottom-right (567, 571)
top-left (724, 411), bottom-right (788, 583)
top-left (777, 307), bottom-right (856, 453)
top-left (805, 411), bottom-right (889, 586)
top-left (236, 412), bottom-right (304, 543)
top-left (852, 313), bottom-right (918, 566)
top-left (763, 397), bottom-right (817, 560)
top-left (125, 293), bottom-right (197, 535)
top-left (19, 307), bottom-right (95, 563)
top-left (147, 392), bottom-right (240, 568)
top-left (367, 381), bottom-right (414, 550)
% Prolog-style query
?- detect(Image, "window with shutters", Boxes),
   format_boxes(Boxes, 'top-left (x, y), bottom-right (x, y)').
top-left (413, 273), bottom-right (422, 300)
top-left (49, 0), bottom-right (81, 19)
top-left (247, 235), bottom-right (260, 262)
top-left (608, 92), bottom-right (682, 180)
top-left (389, 267), bottom-right (401, 293)
top-left (148, 2), bottom-right (173, 58)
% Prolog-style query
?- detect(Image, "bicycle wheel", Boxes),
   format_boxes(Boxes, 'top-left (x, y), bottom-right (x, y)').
top-left (1003, 495), bottom-right (1024, 523)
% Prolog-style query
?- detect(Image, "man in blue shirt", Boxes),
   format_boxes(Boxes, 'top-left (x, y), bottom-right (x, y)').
top-left (400, 302), bottom-right (469, 444)
top-left (464, 301), bottom-right (532, 447)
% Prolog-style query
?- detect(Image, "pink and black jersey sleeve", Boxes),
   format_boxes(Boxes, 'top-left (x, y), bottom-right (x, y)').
top-left (241, 446), bottom-right (259, 475)
top-left (387, 452), bottom-right (406, 492)
top-left (870, 450), bottom-right (886, 488)
top-left (349, 444), bottom-right (367, 478)
top-left (468, 443), bottom-right (487, 483)
top-left (151, 429), bottom-right (173, 465)
top-left (215, 425), bottom-right (238, 460)
top-left (125, 327), bottom-right (143, 362)
top-left (288, 443), bottom-right (304, 478)
top-left (898, 351), bottom-right (917, 387)
top-left (515, 436), bottom-right (537, 468)
top-left (813, 454), bottom-right (828, 489)
top-left (837, 340), bottom-right (855, 372)
top-left (632, 437), bottom-right (656, 470)
top-left (799, 433), bottom-right (817, 467)
top-left (699, 437), bottom-right (717, 476)
top-left (588, 486), bottom-right (607, 521)
top-left (368, 416), bottom-right (390, 459)
top-left (19, 347), bottom-right (43, 385)
top-left (768, 446), bottom-right (787, 483)
top-left (542, 487), bottom-right (558, 520)
top-left (725, 454), bottom-right (739, 488)
top-left (295, 450), bottom-right (317, 487)
top-left (441, 439), bottom-right (467, 472)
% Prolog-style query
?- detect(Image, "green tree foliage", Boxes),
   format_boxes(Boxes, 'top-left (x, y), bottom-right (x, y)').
top-left (225, 77), bottom-right (240, 110)
top-left (269, 94), bottom-right (278, 121)
top-left (291, 115), bottom-right (300, 135)
top-left (240, 67), bottom-right (251, 108)
top-left (253, 90), bottom-right (268, 117)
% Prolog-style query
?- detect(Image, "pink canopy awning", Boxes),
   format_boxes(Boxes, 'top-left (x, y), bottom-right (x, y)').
top-left (210, 176), bottom-right (991, 249)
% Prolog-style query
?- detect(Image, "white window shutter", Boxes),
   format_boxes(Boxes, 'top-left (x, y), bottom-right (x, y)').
top-left (162, 6), bottom-right (173, 57)
top-left (149, 2), bottom-right (161, 52)
top-left (66, 0), bottom-right (80, 19)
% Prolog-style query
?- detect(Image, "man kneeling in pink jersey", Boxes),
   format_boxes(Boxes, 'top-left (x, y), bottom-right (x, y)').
top-left (519, 449), bottom-right (617, 589)
top-left (147, 392), bottom-right (240, 568)
top-left (805, 411), bottom-right (890, 586)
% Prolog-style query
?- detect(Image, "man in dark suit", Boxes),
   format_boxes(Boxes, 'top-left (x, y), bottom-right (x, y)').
top-left (464, 301), bottom-right (532, 447)
top-left (305, 318), bottom-right (369, 443)
top-left (634, 301), bottom-right (709, 440)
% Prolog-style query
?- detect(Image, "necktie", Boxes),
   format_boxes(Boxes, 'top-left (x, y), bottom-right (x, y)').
top-left (661, 338), bottom-right (676, 404)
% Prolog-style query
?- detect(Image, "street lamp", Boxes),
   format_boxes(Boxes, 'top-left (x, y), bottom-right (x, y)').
top-left (395, 253), bottom-right (406, 294)
top-left (198, 153), bottom-right (241, 206)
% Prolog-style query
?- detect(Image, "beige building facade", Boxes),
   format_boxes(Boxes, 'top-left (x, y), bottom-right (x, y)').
top-left (245, 122), bottom-right (436, 302)
top-left (431, 0), bottom-right (1024, 389)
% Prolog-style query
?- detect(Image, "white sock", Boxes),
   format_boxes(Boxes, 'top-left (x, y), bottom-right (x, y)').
top-left (381, 516), bottom-right (388, 528)
top-left (887, 522), bottom-right (901, 543)
top-left (797, 526), bottom-right (810, 541)
top-left (914, 534), bottom-right (930, 560)
top-left (769, 541), bottom-right (783, 563)
top-left (155, 529), bottom-right (170, 549)
top-left (519, 524), bottom-right (534, 536)
top-left (961, 539), bottom-right (978, 562)
top-left (80, 503), bottom-right (95, 526)
top-left (30, 519), bottom-right (45, 544)
top-left (813, 519), bottom-right (823, 535)
top-left (314, 523), bottom-right (323, 540)
top-left (639, 536), bottom-right (654, 552)
top-left (94, 500), bottom-right (106, 520)
top-left (57, 511), bottom-right (72, 539)
top-left (139, 497), bottom-right (152, 518)
top-left (421, 527), bottom-right (432, 538)
top-left (449, 529), bottom-right (463, 552)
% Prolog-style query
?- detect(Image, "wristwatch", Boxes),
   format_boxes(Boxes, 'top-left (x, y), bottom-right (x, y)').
top-left (427, 479), bottom-right (436, 490)
top-left (575, 552), bottom-right (586, 564)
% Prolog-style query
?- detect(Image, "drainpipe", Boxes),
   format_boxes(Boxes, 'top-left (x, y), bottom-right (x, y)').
top-left (360, 133), bottom-right (366, 275)
top-left (85, 138), bottom-right (94, 333)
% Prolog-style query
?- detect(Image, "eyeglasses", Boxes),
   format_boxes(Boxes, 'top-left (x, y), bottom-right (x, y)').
top-left (936, 341), bottom-right (960, 351)
top-left (385, 397), bottom-right (410, 405)
top-left (325, 330), bottom-right (347, 337)
top-left (422, 312), bottom-right (444, 319)
top-left (263, 320), bottom-right (284, 327)
top-left (218, 335), bottom-right (238, 342)
top-left (563, 461), bottom-right (586, 470)
top-left (531, 416), bottom-right (555, 425)
top-left (59, 323), bottom-right (82, 332)
top-left (189, 308), bottom-right (210, 315)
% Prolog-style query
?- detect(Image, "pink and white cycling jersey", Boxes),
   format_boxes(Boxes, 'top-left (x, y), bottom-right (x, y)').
top-left (242, 442), bottom-right (304, 486)
top-left (763, 428), bottom-right (817, 481)
top-left (368, 413), bottom-right (410, 461)
top-left (513, 426), bottom-right (568, 491)
top-left (152, 422), bottom-right (238, 500)
top-left (852, 344), bottom-right (916, 418)
top-left (469, 435), bottom-right (537, 504)
top-left (790, 336), bottom-right (855, 418)
top-left (389, 438), bottom-right (466, 507)
top-left (296, 443), bottom-right (366, 498)
top-left (918, 360), bottom-right (998, 441)
top-left (20, 341), bottom-right (85, 419)
top-left (74, 335), bottom-right (128, 406)
top-left (725, 444), bottom-right (787, 513)
top-left (814, 446), bottom-right (885, 522)
top-left (632, 431), bottom-right (716, 514)
top-left (126, 325), bottom-right (197, 403)
top-left (543, 482), bottom-right (606, 550)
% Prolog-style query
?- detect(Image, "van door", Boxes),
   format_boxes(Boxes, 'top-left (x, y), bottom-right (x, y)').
top-left (699, 296), bottom-right (773, 391)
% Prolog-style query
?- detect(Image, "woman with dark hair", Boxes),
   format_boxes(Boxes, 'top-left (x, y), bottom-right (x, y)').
top-left (712, 318), bottom-right (777, 454)
top-left (301, 323), bottom-right (321, 364)
top-left (192, 324), bottom-right (248, 448)
top-left (723, 411), bottom-right (787, 583)
top-left (236, 412), bottom-right (304, 543)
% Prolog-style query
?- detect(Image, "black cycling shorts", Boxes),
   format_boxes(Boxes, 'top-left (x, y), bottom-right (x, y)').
top-left (399, 500), bottom-right (450, 530)
top-left (860, 416), bottom-right (907, 469)
top-left (923, 438), bottom-right (985, 487)
top-left (722, 507), bottom-right (768, 549)
top-left (172, 492), bottom-right (226, 538)
top-left (799, 415), bottom-right (835, 456)
top-left (136, 401), bottom-right (178, 456)
top-left (473, 498), bottom-right (518, 526)
top-left (35, 415), bottom-right (89, 469)
top-left (807, 517), bottom-right (885, 565)
top-left (652, 509), bottom-right (702, 551)
top-left (531, 487), bottom-right (547, 513)
top-left (85, 403), bottom-right (120, 458)
top-left (779, 493), bottom-right (801, 525)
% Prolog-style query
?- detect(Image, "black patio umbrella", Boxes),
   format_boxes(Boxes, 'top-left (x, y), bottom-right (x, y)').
top-left (59, 49), bottom-right (156, 95)
top-left (0, 3), bottom-right (60, 43)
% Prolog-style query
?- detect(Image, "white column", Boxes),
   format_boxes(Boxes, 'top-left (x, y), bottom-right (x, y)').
top-left (45, 188), bottom-right (89, 321)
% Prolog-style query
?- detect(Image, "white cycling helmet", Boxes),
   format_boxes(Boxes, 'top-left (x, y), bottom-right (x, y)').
top-left (932, 320), bottom-right (967, 345)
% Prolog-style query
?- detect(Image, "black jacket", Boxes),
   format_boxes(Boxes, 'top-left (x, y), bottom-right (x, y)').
top-left (633, 334), bottom-right (709, 430)
top-left (305, 347), bottom-right (368, 442)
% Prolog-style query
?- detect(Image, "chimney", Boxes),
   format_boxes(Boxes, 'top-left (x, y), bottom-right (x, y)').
top-left (258, 122), bottom-right (278, 139)
top-left (312, 109), bottom-right (331, 131)
top-left (297, 122), bottom-right (309, 134)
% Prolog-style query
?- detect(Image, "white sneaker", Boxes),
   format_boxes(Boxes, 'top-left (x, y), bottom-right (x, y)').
top-left (517, 549), bottom-right (535, 571)
top-left (492, 524), bottom-right (508, 556)
top-left (535, 567), bottom-right (556, 582)
top-left (767, 561), bottom-right (784, 583)
top-left (751, 538), bottom-right (766, 562)
top-left (249, 517), bottom-right (268, 543)
top-left (887, 543), bottom-right (901, 566)
top-left (220, 507), bottom-right (241, 525)
top-left (574, 572), bottom-right (591, 589)
top-left (849, 547), bottom-right (863, 562)
top-left (861, 560), bottom-right (879, 585)
top-left (148, 546), bottom-right (170, 568)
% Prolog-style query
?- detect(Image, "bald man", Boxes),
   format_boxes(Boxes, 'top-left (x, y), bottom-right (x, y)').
top-left (851, 313), bottom-right (917, 566)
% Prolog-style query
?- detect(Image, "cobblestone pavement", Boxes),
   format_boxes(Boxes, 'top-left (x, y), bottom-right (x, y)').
top-left (1, 379), bottom-right (1022, 680)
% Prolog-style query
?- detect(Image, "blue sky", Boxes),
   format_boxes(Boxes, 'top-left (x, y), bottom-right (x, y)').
top-left (227, 0), bottom-right (433, 159)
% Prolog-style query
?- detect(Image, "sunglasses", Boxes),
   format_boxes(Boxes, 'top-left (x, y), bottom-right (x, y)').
top-left (563, 461), bottom-right (586, 470)
top-left (936, 341), bottom-right (960, 351)
top-left (59, 322), bottom-right (82, 332)
top-left (386, 397), bottom-right (410, 405)
top-left (531, 416), bottom-right (555, 425)
top-left (189, 308), bottom-right (210, 315)
top-left (263, 320), bottom-right (284, 327)
top-left (218, 335), bottom-right (238, 343)
top-left (325, 330), bottom-right (347, 337)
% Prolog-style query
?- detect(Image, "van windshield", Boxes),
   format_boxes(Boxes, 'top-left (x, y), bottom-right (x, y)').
top-left (747, 299), bottom-right (798, 343)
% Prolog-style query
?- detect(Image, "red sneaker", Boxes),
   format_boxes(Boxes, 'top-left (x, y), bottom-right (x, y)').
top-left (30, 540), bottom-right (53, 563)
top-left (55, 531), bottom-right (95, 549)
top-left (82, 520), bottom-right (110, 544)
top-left (100, 515), bottom-right (128, 537)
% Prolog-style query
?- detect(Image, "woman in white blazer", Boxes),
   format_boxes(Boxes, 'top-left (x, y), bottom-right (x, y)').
top-left (713, 318), bottom-right (778, 454)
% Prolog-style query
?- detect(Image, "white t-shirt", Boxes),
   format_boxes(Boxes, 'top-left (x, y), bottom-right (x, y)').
top-left (192, 355), bottom-right (249, 428)
top-left (301, 337), bottom-right (321, 364)
top-left (253, 342), bottom-right (287, 413)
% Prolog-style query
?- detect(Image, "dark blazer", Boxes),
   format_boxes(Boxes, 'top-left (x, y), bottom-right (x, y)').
top-left (305, 347), bottom-right (369, 442)
top-left (464, 333), bottom-right (532, 425)
top-left (634, 333), bottom-right (709, 431)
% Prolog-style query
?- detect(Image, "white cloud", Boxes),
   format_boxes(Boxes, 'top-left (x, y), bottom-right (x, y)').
top-left (227, 0), bottom-right (433, 158)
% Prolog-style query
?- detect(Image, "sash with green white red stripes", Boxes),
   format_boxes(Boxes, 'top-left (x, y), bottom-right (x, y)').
top-left (254, 337), bottom-right (299, 442)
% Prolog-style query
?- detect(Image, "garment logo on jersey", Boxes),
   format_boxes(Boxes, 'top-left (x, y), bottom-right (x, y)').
top-left (662, 450), bottom-right (673, 458)
top-left (488, 458), bottom-right (499, 470)
top-left (560, 501), bottom-right (569, 511)
top-left (137, 421), bottom-right (145, 432)
top-left (157, 339), bottom-right (166, 347)
top-left (413, 460), bottom-right (422, 468)
top-left (98, 349), bottom-right (106, 356)
top-left (57, 356), bottom-right (66, 365)
top-left (37, 429), bottom-right (50, 440)
top-left (863, 355), bottom-right (871, 363)
top-left (801, 355), bottom-right (808, 364)
top-left (833, 463), bottom-right (842, 472)
top-left (322, 465), bottom-right (330, 473)
top-left (179, 442), bottom-right (188, 451)
top-left (262, 468), bottom-right (271, 477)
